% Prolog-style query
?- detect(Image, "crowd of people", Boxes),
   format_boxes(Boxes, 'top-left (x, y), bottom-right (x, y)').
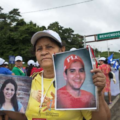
top-left (0, 58), bottom-right (14, 75)
top-left (0, 29), bottom-right (111, 120)
top-left (0, 56), bottom-right (43, 77)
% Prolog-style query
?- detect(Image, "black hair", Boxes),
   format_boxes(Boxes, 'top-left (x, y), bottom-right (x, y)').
top-left (4, 64), bottom-right (8, 68)
top-left (0, 64), bottom-right (4, 67)
top-left (33, 36), bottom-right (64, 53)
top-left (26, 64), bottom-right (34, 76)
top-left (0, 79), bottom-right (18, 111)
top-left (103, 59), bottom-right (108, 64)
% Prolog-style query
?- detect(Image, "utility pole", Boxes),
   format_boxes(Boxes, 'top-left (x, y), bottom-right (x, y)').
top-left (83, 36), bottom-right (86, 48)
top-left (107, 41), bottom-right (109, 57)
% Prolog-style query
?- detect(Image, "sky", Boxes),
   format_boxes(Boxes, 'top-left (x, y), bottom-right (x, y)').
top-left (1, 0), bottom-right (120, 53)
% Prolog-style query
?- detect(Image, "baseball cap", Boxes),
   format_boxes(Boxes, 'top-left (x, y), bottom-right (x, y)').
top-left (64, 54), bottom-right (84, 71)
top-left (35, 61), bottom-right (39, 67)
top-left (31, 30), bottom-right (62, 46)
top-left (70, 48), bottom-right (77, 51)
top-left (0, 58), bottom-right (5, 65)
top-left (99, 57), bottom-right (106, 61)
top-left (15, 56), bottom-right (23, 61)
top-left (4, 62), bottom-right (8, 65)
top-left (27, 60), bottom-right (35, 66)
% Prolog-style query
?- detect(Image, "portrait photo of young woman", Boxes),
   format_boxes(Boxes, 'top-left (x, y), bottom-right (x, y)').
top-left (0, 79), bottom-right (24, 113)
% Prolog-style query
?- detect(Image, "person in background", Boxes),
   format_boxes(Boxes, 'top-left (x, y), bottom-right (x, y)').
top-left (98, 57), bottom-right (112, 104)
top-left (34, 61), bottom-right (43, 72)
top-left (26, 60), bottom-right (35, 76)
top-left (12, 56), bottom-right (25, 76)
top-left (3, 62), bottom-right (9, 68)
top-left (26, 60), bottom-right (43, 77)
top-left (25, 29), bottom-right (110, 120)
top-left (0, 58), bottom-right (14, 75)
top-left (70, 47), bottom-right (77, 51)
top-left (35, 61), bottom-right (39, 68)
top-left (21, 62), bottom-right (26, 74)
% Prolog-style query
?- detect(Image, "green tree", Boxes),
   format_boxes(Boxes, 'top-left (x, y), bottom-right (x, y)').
top-left (48, 22), bottom-right (83, 51)
top-left (0, 7), bottom-right (83, 63)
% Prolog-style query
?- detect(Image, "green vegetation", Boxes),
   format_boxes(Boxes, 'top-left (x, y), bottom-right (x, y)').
top-left (94, 49), bottom-right (120, 59)
top-left (0, 6), bottom-right (83, 62)
top-left (1, 6), bottom-right (119, 63)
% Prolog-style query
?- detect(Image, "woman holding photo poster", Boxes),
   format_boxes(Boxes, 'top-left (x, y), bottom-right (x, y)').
top-left (0, 79), bottom-right (24, 113)
top-left (25, 30), bottom-right (110, 120)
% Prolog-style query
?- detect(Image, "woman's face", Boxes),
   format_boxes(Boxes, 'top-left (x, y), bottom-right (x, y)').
top-left (3, 83), bottom-right (15, 100)
top-left (35, 38), bottom-right (65, 69)
top-left (15, 60), bottom-right (23, 68)
top-left (99, 60), bottom-right (103, 65)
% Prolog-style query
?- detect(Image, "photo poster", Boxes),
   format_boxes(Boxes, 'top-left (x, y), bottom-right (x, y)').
top-left (53, 47), bottom-right (97, 110)
top-left (0, 74), bottom-right (32, 115)
top-left (88, 46), bottom-right (97, 69)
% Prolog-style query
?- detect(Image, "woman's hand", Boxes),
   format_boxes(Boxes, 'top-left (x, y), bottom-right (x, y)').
top-left (2, 111), bottom-right (27, 120)
top-left (91, 69), bottom-right (106, 95)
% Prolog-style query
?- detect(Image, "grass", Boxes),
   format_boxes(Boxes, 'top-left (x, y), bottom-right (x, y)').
top-left (95, 51), bottom-right (120, 59)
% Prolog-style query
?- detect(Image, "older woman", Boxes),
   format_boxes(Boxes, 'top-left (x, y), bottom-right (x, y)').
top-left (1, 30), bottom-right (110, 120)
top-left (25, 30), bottom-right (110, 120)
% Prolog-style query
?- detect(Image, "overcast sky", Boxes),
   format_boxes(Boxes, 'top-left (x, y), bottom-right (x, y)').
top-left (1, 0), bottom-right (120, 53)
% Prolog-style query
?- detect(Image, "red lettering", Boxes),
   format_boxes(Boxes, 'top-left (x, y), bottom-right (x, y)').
top-left (32, 118), bottom-right (46, 120)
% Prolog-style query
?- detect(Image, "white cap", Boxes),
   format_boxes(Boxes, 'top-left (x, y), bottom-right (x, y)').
top-left (70, 48), bottom-right (77, 51)
top-left (99, 57), bottom-right (106, 61)
top-left (4, 62), bottom-right (8, 65)
top-left (0, 58), bottom-right (5, 65)
top-left (31, 30), bottom-right (62, 46)
top-left (35, 61), bottom-right (39, 67)
top-left (15, 56), bottom-right (23, 61)
top-left (27, 60), bottom-right (35, 66)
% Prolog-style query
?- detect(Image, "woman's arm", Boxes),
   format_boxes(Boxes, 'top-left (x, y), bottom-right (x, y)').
top-left (0, 116), bottom-right (2, 120)
top-left (91, 69), bottom-right (111, 120)
top-left (92, 93), bottom-right (110, 120)
top-left (3, 111), bottom-right (27, 120)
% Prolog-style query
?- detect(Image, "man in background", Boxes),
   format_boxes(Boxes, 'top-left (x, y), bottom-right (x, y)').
top-left (0, 58), bottom-right (14, 75)
top-left (3, 62), bottom-right (9, 68)
top-left (12, 56), bottom-right (26, 76)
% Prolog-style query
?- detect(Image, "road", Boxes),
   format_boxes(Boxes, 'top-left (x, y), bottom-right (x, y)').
top-left (110, 95), bottom-right (120, 120)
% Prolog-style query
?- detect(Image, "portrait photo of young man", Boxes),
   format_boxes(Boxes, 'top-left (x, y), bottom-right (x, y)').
top-left (53, 48), bottom-right (97, 110)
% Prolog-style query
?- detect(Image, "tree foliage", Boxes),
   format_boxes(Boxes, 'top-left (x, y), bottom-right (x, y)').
top-left (0, 6), bottom-right (83, 62)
